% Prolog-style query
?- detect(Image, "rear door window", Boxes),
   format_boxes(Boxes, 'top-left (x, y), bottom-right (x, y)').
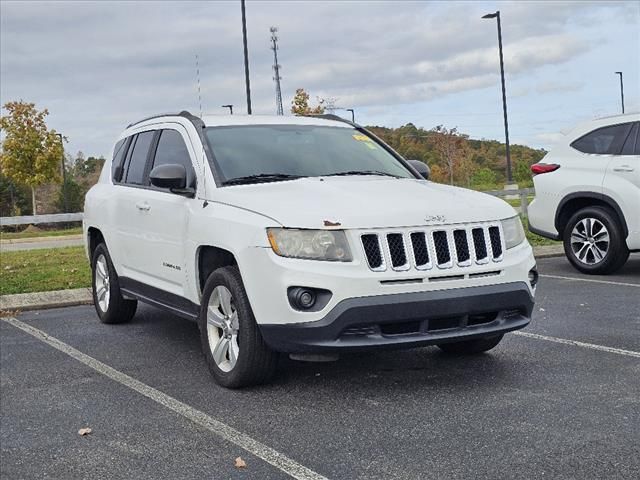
top-left (124, 131), bottom-right (155, 185)
top-left (571, 122), bottom-right (634, 155)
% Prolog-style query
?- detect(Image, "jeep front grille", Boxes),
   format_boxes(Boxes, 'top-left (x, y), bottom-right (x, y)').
top-left (360, 223), bottom-right (503, 272)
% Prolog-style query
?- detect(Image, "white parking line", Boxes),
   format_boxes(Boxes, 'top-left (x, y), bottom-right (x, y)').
top-left (513, 331), bottom-right (640, 358)
top-left (2, 316), bottom-right (328, 480)
top-left (539, 274), bottom-right (640, 288)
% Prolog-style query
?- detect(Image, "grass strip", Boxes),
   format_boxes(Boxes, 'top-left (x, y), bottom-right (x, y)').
top-left (0, 246), bottom-right (90, 295)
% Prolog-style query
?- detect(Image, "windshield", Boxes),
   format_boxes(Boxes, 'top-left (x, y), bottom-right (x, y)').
top-left (204, 125), bottom-right (415, 183)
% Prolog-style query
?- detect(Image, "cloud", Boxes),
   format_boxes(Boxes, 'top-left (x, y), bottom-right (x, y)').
top-left (535, 80), bottom-right (585, 94)
top-left (0, 0), bottom-right (635, 156)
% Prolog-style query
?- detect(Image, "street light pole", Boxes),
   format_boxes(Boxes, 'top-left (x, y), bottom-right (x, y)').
top-left (483, 11), bottom-right (513, 185)
top-left (240, 0), bottom-right (252, 114)
top-left (56, 133), bottom-right (68, 213)
top-left (615, 72), bottom-right (625, 114)
top-left (346, 108), bottom-right (355, 123)
top-left (222, 104), bottom-right (234, 114)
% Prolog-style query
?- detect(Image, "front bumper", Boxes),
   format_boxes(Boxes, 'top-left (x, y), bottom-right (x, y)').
top-left (259, 282), bottom-right (534, 353)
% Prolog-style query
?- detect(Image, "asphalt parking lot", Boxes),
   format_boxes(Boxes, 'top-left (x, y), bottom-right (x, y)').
top-left (2, 255), bottom-right (639, 479)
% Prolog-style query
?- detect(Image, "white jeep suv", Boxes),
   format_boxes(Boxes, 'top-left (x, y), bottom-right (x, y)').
top-left (529, 113), bottom-right (640, 274)
top-left (84, 112), bottom-right (536, 388)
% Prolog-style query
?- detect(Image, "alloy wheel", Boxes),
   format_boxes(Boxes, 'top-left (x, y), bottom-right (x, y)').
top-left (95, 254), bottom-right (111, 312)
top-left (570, 217), bottom-right (610, 265)
top-left (207, 285), bottom-right (240, 372)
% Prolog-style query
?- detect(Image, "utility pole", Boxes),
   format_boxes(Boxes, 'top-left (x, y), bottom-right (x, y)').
top-left (56, 133), bottom-right (68, 212)
top-left (615, 72), bottom-right (625, 114)
top-left (270, 27), bottom-right (284, 116)
top-left (240, 0), bottom-right (252, 114)
top-left (483, 11), bottom-right (513, 185)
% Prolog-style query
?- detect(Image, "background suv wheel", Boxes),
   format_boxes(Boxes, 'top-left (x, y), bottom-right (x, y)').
top-left (563, 206), bottom-right (629, 275)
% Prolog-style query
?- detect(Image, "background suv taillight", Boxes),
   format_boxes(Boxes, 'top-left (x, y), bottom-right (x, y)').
top-left (531, 163), bottom-right (560, 175)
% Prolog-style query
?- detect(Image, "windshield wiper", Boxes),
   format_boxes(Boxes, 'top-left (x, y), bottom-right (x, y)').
top-left (323, 170), bottom-right (400, 178)
top-left (222, 173), bottom-right (305, 186)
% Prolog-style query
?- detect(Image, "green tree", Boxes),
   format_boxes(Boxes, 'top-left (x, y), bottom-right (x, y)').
top-left (0, 172), bottom-right (31, 217)
top-left (290, 88), bottom-right (325, 115)
top-left (55, 176), bottom-right (84, 213)
top-left (471, 167), bottom-right (497, 189)
top-left (0, 101), bottom-right (63, 214)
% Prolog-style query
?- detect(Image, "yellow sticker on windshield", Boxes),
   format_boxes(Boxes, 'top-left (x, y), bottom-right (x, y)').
top-left (352, 134), bottom-right (371, 142)
top-left (353, 134), bottom-right (378, 149)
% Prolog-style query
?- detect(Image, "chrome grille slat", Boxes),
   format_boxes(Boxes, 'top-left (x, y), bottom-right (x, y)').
top-left (361, 223), bottom-right (504, 273)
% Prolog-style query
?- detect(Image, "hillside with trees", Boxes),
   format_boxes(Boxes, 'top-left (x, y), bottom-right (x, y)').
top-left (366, 123), bottom-right (546, 190)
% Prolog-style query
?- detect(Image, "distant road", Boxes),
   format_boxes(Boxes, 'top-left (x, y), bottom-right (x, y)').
top-left (0, 235), bottom-right (84, 252)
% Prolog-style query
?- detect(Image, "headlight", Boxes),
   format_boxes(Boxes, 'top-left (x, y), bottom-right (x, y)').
top-left (501, 216), bottom-right (526, 249)
top-left (267, 228), bottom-right (352, 261)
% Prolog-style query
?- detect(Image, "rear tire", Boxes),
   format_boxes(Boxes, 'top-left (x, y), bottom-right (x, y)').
top-left (437, 334), bottom-right (503, 355)
top-left (563, 206), bottom-right (629, 275)
top-left (198, 266), bottom-right (278, 388)
top-left (91, 243), bottom-right (137, 324)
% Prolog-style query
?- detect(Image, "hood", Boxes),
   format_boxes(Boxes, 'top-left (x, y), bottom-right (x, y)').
top-left (214, 177), bottom-right (516, 229)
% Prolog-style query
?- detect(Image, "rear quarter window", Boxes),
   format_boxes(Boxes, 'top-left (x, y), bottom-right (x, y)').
top-left (571, 122), bottom-right (633, 155)
top-left (111, 138), bottom-right (128, 181)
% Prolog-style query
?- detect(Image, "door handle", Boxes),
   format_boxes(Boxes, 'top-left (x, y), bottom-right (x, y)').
top-left (136, 201), bottom-right (151, 211)
top-left (613, 165), bottom-right (634, 172)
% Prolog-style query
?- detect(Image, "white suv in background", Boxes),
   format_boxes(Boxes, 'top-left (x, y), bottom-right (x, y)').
top-left (84, 112), bottom-right (536, 388)
top-left (529, 113), bottom-right (640, 274)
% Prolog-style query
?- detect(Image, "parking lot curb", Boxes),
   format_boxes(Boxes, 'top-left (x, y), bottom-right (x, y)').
top-left (533, 245), bottom-right (565, 259)
top-left (0, 288), bottom-right (92, 313)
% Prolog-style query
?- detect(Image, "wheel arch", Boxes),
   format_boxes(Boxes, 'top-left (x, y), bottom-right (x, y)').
top-left (197, 245), bottom-right (238, 296)
top-left (555, 192), bottom-right (628, 238)
top-left (87, 227), bottom-right (105, 259)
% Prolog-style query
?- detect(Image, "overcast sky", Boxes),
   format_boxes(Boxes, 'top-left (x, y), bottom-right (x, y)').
top-left (1, 0), bottom-right (638, 158)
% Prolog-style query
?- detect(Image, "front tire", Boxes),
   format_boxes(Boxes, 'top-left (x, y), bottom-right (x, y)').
top-left (91, 243), bottom-right (137, 324)
top-left (437, 334), bottom-right (503, 355)
top-left (563, 206), bottom-right (629, 275)
top-left (198, 266), bottom-right (278, 388)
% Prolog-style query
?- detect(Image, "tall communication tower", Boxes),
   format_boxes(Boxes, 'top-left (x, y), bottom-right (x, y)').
top-left (270, 27), bottom-right (284, 115)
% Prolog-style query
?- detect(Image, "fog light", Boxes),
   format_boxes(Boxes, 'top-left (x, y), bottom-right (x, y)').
top-left (287, 286), bottom-right (332, 312)
top-left (528, 268), bottom-right (539, 287)
top-left (299, 290), bottom-right (316, 308)
top-left (288, 287), bottom-right (316, 310)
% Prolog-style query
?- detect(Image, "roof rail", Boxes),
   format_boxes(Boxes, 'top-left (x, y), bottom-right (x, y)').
top-left (299, 113), bottom-right (358, 127)
top-left (127, 110), bottom-right (196, 128)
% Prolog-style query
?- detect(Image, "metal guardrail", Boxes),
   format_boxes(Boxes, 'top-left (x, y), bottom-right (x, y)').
top-left (485, 188), bottom-right (535, 218)
top-left (0, 212), bottom-right (83, 226)
top-left (0, 189), bottom-right (534, 226)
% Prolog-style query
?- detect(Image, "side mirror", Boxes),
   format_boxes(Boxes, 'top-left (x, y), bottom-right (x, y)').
top-left (407, 160), bottom-right (430, 180)
top-left (149, 164), bottom-right (194, 196)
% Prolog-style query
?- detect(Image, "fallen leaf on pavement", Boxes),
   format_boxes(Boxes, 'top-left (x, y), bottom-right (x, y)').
top-left (78, 427), bottom-right (92, 436)
top-left (234, 457), bottom-right (247, 469)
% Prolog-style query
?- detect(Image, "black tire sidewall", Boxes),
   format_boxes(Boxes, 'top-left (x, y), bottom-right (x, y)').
top-left (198, 266), bottom-right (277, 388)
top-left (91, 243), bottom-right (135, 324)
top-left (563, 207), bottom-right (628, 274)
